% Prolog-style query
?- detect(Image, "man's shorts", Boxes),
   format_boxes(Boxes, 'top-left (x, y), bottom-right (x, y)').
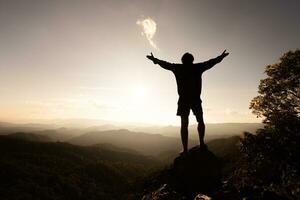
top-left (176, 98), bottom-right (203, 122)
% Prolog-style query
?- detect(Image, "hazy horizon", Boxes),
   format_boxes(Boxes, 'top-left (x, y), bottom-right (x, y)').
top-left (1, 0), bottom-right (299, 125)
top-left (0, 117), bottom-right (263, 127)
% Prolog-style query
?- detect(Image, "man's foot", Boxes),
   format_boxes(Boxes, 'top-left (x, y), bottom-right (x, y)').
top-left (179, 150), bottom-right (188, 157)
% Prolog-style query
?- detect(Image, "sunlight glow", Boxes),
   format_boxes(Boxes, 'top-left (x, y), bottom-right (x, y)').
top-left (131, 86), bottom-right (147, 100)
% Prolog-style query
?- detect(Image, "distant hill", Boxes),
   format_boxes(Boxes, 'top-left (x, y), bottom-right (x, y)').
top-left (6, 132), bottom-right (52, 142)
top-left (0, 124), bottom-right (47, 135)
top-left (68, 129), bottom-right (198, 156)
top-left (0, 121), bottom-right (261, 158)
top-left (0, 136), bottom-right (160, 200)
top-left (0, 131), bottom-right (244, 199)
top-left (0, 120), bottom-right (255, 157)
top-left (0, 121), bottom-right (262, 140)
top-left (134, 123), bottom-right (262, 141)
top-left (92, 143), bottom-right (140, 155)
top-left (154, 136), bottom-right (241, 167)
top-left (34, 128), bottom-right (84, 141)
top-left (0, 122), bottom-right (85, 141)
top-left (207, 136), bottom-right (241, 176)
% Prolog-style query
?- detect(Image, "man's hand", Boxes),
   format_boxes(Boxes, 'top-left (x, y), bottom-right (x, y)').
top-left (146, 52), bottom-right (156, 63)
top-left (221, 50), bottom-right (229, 58)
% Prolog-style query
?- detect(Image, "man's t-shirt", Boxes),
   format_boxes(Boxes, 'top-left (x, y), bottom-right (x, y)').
top-left (154, 56), bottom-right (223, 103)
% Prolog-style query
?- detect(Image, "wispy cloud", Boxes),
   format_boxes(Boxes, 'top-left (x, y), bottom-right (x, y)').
top-left (136, 17), bottom-right (158, 49)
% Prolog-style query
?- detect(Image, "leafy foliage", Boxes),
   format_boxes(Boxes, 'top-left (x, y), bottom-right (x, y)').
top-left (250, 50), bottom-right (300, 128)
top-left (233, 127), bottom-right (300, 199)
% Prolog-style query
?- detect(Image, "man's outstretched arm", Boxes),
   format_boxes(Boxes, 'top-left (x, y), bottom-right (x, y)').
top-left (146, 52), bottom-right (176, 71)
top-left (197, 50), bottom-right (229, 72)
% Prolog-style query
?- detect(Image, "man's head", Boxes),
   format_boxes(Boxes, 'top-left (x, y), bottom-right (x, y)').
top-left (181, 52), bottom-right (194, 64)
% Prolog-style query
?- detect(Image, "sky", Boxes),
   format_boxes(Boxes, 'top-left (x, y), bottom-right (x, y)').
top-left (0, 0), bottom-right (299, 125)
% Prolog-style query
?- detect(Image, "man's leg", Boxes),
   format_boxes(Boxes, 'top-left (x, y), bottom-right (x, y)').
top-left (197, 115), bottom-right (205, 147)
top-left (192, 100), bottom-right (206, 148)
top-left (180, 116), bottom-right (189, 153)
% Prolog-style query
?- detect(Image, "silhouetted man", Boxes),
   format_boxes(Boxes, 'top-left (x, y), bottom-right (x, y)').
top-left (147, 50), bottom-right (229, 154)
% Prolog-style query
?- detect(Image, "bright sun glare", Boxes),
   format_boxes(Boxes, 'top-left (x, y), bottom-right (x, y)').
top-left (131, 86), bottom-right (147, 100)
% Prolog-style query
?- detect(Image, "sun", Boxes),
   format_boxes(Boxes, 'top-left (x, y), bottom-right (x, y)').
top-left (131, 86), bottom-right (147, 100)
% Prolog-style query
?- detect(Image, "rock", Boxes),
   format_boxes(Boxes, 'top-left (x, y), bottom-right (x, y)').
top-left (142, 146), bottom-right (222, 200)
top-left (194, 194), bottom-right (212, 200)
top-left (141, 184), bottom-right (186, 200)
top-left (169, 146), bottom-right (222, 198)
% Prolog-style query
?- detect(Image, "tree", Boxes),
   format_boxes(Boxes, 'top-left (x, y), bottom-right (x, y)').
top-left (228, 50), bottom-right (300, 200)
top-left (250, 50), bottom-right (300, 129)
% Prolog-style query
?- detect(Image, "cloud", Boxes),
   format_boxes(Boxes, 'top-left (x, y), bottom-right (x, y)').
top-left (136, 17), bottom-right (158, 49)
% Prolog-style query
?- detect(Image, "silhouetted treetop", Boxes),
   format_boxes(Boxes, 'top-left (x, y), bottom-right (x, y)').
top-left (250, 50), bottom-right (300, 127)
